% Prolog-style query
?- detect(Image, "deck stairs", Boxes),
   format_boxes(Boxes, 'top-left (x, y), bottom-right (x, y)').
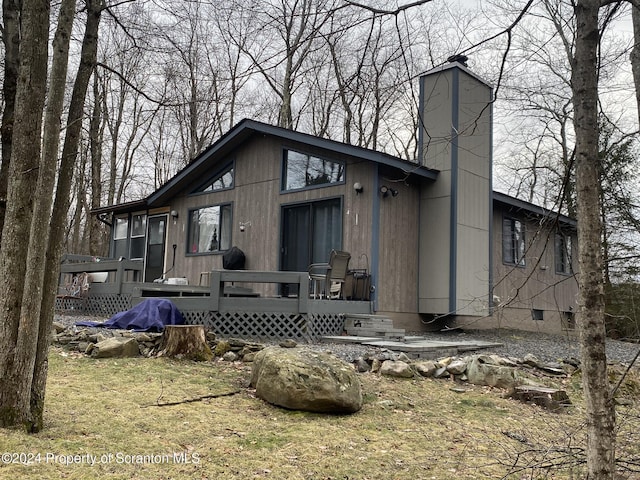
top-left (342, 314), bottom-right (406, 340)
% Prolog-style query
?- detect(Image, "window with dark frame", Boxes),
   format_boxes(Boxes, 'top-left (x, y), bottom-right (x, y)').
top-left (187, 204), bottom-right (232, 254)
top-left (502, 217), bottom-right (525, 266)
top-left (555, 232), bottom-right (573, 274)
top-left (193, 161), bottom-right (234, 193)
top-left (532, 309), bottom-right (544, 321)
top-left (282, 149), bottom-right (345, 191)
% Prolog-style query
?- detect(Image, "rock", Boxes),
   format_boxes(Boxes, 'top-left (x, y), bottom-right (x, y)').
top-left (222, 351), bottom-right (238, 362)
top-left (433, 366), bottom-right (449, 379)
top-left (523, 353), bottom-right (540, 368)
top-left (396, 352), bottom-right (412, 363)
top-left (242, 352), bottom-right (257, 362)
top-left (379, 360), bottom-right (414, 378)
top-left (446, 359), bottom-right (467, 375)
top-left (466, 356), bottom-right (538, 389)
top-left (279, 339), bottom-right (298, 348)
top-left (250, 347), bottom-right (362, 414)
top-left (214, 340), bottom-right (231, 357)
top-left (353, 357), bottom-right (371, 373)
top-left (206, 331), bottom-right (217, 343)
top-left (91, 337), bottom-right (139, 358)
top-left (413, 360), bottom-right (438, 377)
top-left (52, 321), bottom-right (66, 334)
top-left (239, 344), bottom-right (264, 357)
top-left (370, 358), bottom-right (382, 373)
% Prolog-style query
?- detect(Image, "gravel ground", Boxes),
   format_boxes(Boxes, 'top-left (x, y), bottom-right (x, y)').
top-left (55, 313), bottom-right (640, 365)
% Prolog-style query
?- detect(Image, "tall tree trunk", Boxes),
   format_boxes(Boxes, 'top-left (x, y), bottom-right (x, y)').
top-left (572, 1), bottom-right (616, 477)
top-left (89, 72), bottom-right (105, 256)
top-left (631, 3), bottom-right (640, 129)
top-left (23, 0), bottom-right (77, 433)
top-left (0, 0), bottom-right (21, 244)
top-left (0, 0), bottom-right (50, 429)
top-left (31, 0), bottom-right (104, 431)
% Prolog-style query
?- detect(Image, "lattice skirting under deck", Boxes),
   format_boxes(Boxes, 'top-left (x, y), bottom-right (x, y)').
top-left (55, 294), bottom-right (131, 318)
top-left (186, 311), bottom-right (345, 342)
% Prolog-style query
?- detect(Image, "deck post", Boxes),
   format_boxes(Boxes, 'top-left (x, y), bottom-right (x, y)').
top-left (298, 272), bottom-right (309, 313)
top-left (209, 270), bottom-right (221, 311)
top-left (115, 261), bottom-right (124, 294)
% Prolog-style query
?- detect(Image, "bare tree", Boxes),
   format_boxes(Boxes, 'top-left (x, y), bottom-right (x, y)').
top-left (0, 0), bottom-right (50, 429)
top-left (0, 0), bottom-right (21, 243)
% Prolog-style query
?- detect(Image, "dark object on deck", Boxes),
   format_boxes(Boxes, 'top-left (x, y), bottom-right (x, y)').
top-left (345, 269), bottom-right (371, 301)
top-left (75, 298), bottom-right (185, 332)
top-left (223, 246), bottom-right (246, 270)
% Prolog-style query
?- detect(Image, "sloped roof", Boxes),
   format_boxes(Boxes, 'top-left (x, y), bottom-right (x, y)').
top-left (493, 191), bottom-right (577, 228)
top-left (147, 119), bottom-right (439, 205)
top-left (95, 119), bottom-right (439, 214)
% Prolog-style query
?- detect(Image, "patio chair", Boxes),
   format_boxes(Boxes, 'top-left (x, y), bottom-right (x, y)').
top-left (308, 250), bottom-right (351, 299)
top-left (56, 271), bottom-right (91, 312)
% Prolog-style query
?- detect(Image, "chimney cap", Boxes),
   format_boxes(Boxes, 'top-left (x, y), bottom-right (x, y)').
top-left (447, 54), bottom-right (468, 67)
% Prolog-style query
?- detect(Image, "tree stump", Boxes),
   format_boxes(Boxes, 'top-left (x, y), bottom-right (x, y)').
top-left (158, 325), bottom-right (213, 361)
top-left (509, 385), bottom-right (571, 412)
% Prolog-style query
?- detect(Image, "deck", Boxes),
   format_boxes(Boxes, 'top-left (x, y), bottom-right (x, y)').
top-left (57, 256), bottom-right (372, 341)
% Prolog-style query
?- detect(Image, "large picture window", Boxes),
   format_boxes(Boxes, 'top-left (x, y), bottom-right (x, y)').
top-left (555, 232), bottom-right (573, 274)
top-left (503, 217), bottom-right (525, 266)
top-left (283, 149), bottom-right (345, 191)
top-left (188, 204), bottom-right (232, 254)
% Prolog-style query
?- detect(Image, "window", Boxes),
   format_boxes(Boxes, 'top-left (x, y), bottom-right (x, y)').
top-left (283, 149), bottom-right (345, 191)
top-left (532, 309), bottom-right (544, 321)
top-left (114, 217), bottom-right (128, 240)
top-left (130, 214), bottom-right (147, 259)
top-left (187, 204), bottom-right (232, 254)
top-left (193, 162), bottom-right (234, 193)
top-left (503, 217), bottom-right (525, 266)
top-left (555, 232), bottom-right (573, 274)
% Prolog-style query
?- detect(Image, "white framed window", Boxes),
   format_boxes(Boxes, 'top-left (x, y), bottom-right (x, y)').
top-left (114, 217), bottom-right (128, 240)
top-left (130, 213), bottom-right (147, 259)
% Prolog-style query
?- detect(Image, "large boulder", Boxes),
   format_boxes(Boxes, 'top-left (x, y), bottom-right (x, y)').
top-left (466, 355), bottom-right (538, 389)
top-left (90, 337), bottom-right (139, 358)
top-left (250, 347), bottom-right (363, 414)
top-left (379, 360), bottom-right (414, 378)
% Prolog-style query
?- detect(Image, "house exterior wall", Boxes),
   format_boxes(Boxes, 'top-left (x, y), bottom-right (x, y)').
top-left (158, 134), bottom-right (422, 308)
top-left (477, 203), bottom-right (579, 334)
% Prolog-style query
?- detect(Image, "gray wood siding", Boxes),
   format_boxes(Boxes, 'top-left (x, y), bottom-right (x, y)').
top-left (377, 179), bottom-right (421, 313)
top-left (492, 205), bottom-right (578, 316)
top-left (163, 136), bottom-right (384, 296)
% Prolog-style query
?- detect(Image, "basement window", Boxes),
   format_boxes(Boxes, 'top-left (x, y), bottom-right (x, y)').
top-left (532, 309), bottom-right (544, 321)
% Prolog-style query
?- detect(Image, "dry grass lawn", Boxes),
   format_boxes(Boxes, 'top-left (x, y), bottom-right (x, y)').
top-left (1, 347), bottom-right (639, 479)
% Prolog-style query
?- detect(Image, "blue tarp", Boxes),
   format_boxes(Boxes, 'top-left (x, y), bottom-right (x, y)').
top-left (75, 298), bottom-right (185, 332)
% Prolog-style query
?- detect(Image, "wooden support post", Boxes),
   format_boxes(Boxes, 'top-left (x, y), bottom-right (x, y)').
top-left (158, 325), bottom-right (213, 361)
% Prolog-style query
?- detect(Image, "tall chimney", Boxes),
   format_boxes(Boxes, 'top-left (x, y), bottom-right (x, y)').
top-left (417, 61), bottom-right (493, 318)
